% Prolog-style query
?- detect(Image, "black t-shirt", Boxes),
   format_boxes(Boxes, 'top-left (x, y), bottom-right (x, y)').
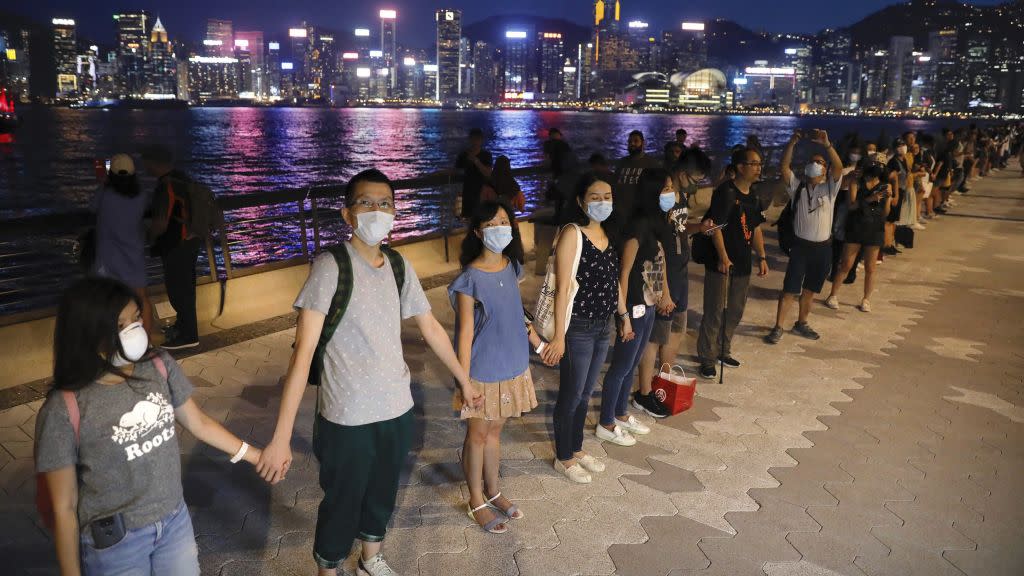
top-left (456, 149), bottom-right (493, 216)
top-left (623, 219), bottom-right (666, 307)
top-left (704, 180), bottom-right (765, 276)
top-left (664, 198), bottom-right (690, 291)
top-left (613, 153), bottom-right (660, 225)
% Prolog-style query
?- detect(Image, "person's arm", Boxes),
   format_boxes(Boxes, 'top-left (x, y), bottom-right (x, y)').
top-left (256, 307), bottom-right (323, 484)
top-left (540, 226), bottom-right (578, 366)
top-left (656, 243), bottom-right (674, 315)
top-left (821, 132), bottom-right (843, 182)
top-left (455, 292), bottom-right (475, 377)
top-left (413, 311), bottom-right (481, 407)
top-left (618, 238), bottom-right (639, 342)
top-left (753, 227), bottom-right (769, 277)
top-left (780, 130), bottom-right (800, 184)
top-left (175, 399), bottom-right (262, 465)
top-left (472, 154), bottom-right (493, 178)
top-left (848, 179), bottom-right (860, 208)
top-left (46, 467), bottom-right (81, 576)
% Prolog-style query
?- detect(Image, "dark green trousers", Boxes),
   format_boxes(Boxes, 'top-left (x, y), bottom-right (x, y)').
top-left (312, 409), bottom-right (413, 569)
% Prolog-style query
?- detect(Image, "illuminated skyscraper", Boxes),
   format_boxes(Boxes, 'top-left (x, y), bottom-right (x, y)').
top-left (435, 9), bottom-right (461, 101)
top-left (146, 16), bottom-right (177, 98)
top-left (289, 24), bottom-right (310, 94)
top-left (267, 41), bottom-right (281, 97)
top-left (205, 19), bottom-right (233, 57)
top-left (235, 31), bottom-right (265, 98)
top-left (380, 9), bottom-right (397, 95)
top-left (472, 41), bottom-right (496, 101)
top-left (814, 28), bottom-right (853, 109)
top-left (52, 18), bottom-right (78, 97)
top-left (114, 11), bottom-right (150, 97)
top-left (660, 23), bottom-right (706, 75)
top-left (539, 32), bottom-right (565, 98)
top-left (459, 37), bottom-right (473, 95)
top-left (0, 28), bottom-right (32, 101)
top-left (503, 30), bottom-right (533, 95)
top-left (928, 29), bottom-right (962, 111)
top-left (886, 36), bottom-right (914, 108)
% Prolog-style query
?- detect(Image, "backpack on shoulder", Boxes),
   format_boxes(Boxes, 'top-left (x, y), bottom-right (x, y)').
top-left (307, 244), bottom-right (405, 387)
top-left (168, 175), bottom-right (225, 240)
top-left (775, 182), bottom-right (805, 257)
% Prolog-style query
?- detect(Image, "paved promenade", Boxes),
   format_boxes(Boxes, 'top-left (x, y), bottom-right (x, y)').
top-left (2, 165), bottom-right (1022, 575)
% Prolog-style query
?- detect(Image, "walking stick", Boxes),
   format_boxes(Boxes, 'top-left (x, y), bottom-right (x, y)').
top-left (719, 267), bottom-right (729, 385)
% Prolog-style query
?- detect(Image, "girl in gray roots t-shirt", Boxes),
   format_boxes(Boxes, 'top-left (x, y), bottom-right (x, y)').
top-left (35, 277), bottom-right (267, 575)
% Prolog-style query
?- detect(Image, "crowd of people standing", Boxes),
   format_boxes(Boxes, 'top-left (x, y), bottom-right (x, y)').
top-left (33, 121), bottom-right (1023, 576)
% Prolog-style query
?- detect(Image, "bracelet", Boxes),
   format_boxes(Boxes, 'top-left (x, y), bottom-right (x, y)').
top-left (535, 342), bottom-right (546, 354)
top-left (230, 441), bottom-right (249, 464)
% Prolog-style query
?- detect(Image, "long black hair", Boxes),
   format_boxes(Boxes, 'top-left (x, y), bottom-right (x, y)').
top-left (632, 167), bottom-right (672, 245)
top-left (459, 200), bottom-right (525, 268)
top-left (52, 277), bottom-right (144, 391)
top-left (563, 171), bottom-right (621, 248)
top-left (107, 173), bottom-right (141, 198)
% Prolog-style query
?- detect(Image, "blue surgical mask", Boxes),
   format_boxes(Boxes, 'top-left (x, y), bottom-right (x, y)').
top-left (659, 192), bottom-right (676, 212)
top-left (586, 201), bottom-right (613, 223)
top-left (481, 225), bottom-right (512, 254)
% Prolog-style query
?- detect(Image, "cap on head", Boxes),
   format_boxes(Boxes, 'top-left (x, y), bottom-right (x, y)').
top-left (109, 153), bottom-right (135, 176)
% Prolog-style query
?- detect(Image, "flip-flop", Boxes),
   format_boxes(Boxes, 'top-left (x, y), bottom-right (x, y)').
top-left (487, 492), bottom-right (524, 520)
top-left (467, 502), bottom-right (508, 534)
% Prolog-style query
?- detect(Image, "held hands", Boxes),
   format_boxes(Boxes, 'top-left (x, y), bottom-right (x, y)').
top-left (656, 294), bottom-right (676, 316)
top-left (541, 338), bottom-right (565, 366)
top-left (617, 315), bottom-right (635, 342)
top-left (460, 381), bottom-right (485, 410)
top-left (256, 437), bottom-right (293, 485)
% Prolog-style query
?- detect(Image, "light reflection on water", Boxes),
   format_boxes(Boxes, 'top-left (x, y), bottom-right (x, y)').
top-left (0, 107), bottom-right (982, 314)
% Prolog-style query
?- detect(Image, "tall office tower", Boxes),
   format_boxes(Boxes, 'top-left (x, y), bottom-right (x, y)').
top-left (928, 29), bottom-right (961, 111)
top-left (660, 23), bottom-right (707, 76)
top-left (114, 11), bottom-right (150, 97)
top-left (205, 19), bottom-right (233, 57)
top-left (858, 48), bottom-right (889, 108)
top-left (963, 27), bottom-right (997, 108)
top-left (592, 0), bottom-right (620, 64)
top-left (176, 59), bottom-right (190, 100)
top-left (814, 28), bottom-right (853, 109)
top-left (885, 36), bottom-right (914, 108)
top-left (783, 44), bottom-right (813, 107)
top-left (578, 42), bottom-right (595, 100)
top-left (235, 31), bottom-right (265, 98)
top-left (472, 40), bottom-right (496, 101)
top-left (289, 24), bottom-right (311, 95)
top-left (625, 21), bottom-right (656, 71)
top-left (52, 18), bottom-right (77, 97)
top-left (266, 41), bottom-right (281, 97)
top-left (380, 9), bottom-right (397, 95)
top-left (503, 29), bottom-right (534, 95)
top-left (561, 58), bottom-right (578, 100)
top-left (1, 28), bottom-right (32, 101)
top-left (235, 47), bottom-right (253, 95)
top-left (145, 17), bottom-right (176, 97)
top-left (75, 45), bottom-right (100, 96)
top-left (539, 32), bottom-right (565, 98)
top-left (436, 9), bottom-right (461, 101)
top-left (458, 37), bottom-right (473, 95)
top-left (188, 55), bottom-right (239, 100)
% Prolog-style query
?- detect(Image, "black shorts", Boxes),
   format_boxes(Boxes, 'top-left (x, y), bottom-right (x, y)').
top-left (783, 238), bottom-right (832, 295)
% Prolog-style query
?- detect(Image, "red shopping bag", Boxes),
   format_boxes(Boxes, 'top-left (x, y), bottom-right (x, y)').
top-left (651, 364), bottom-right (697, 415)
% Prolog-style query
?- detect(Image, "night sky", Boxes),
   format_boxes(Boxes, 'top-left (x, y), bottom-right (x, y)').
top-left (19, 0), bottom-right (1007, 48)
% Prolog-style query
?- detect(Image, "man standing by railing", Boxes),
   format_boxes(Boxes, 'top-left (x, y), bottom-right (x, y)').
top-left (141, 145), bottom-right (201, 350)
top-left (455, 128), bottom-right (493, 219)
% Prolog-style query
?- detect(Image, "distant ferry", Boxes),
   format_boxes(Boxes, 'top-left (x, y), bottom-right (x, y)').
top-left (71, 98), bottom-right (189, 110)
top-left (0, 88), bottom-right (19, 133)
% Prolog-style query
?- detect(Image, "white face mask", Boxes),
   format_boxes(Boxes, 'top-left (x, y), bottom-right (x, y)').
top-left (111, 321), bottom-right (148, 367)
top-left (897, 145), bottom-right (908, 155)
top-left (848, 153), bottom-right (861, 163)
top-left (353, 210), bottom-right (395, 246)
top-left (586, 200), bottom-right (613, 223)
top-left (804, 163), bottom-right (824, 178)
top-left (481, 225), bottom-right (513, 254)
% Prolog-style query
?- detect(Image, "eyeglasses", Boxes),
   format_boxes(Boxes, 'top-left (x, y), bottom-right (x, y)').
top-left (352, 198), bottom-right (395, 211)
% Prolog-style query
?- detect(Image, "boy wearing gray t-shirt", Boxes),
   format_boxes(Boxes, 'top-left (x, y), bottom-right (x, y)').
top-left (255, 170), bottom-right (478, 576)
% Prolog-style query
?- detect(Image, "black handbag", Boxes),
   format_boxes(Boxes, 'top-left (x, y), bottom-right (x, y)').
top-left (895, 226), bottom-right (915, 249)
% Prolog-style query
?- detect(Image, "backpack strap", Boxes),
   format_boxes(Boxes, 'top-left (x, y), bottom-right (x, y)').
top-left (792, 181), bottom-right (805, 207)
top-left (381, 245), bottom-right (406, 295)
top-left (309, 246), bottom-right (354, 386)
top-left (60, 390), bottom-right (80, 446)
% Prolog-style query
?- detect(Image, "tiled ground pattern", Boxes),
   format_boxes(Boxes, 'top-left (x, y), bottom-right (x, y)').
top-left (1, 167), bottom-right (1022, 575)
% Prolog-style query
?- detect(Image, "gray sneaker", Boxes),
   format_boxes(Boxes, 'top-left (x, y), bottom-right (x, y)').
top-left (792, 322), bottom-right (821, 340)
top-left (764, 326), bottom-right (784, 344)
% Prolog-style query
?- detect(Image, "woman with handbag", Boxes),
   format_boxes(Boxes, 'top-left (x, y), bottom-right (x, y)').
top-left (449, 201), bottom-right (541, 534)
top-left (488, 155), bottom-right (527, 212)
top-left (596, 168), bottom-right (672, 445)
top-left (34, 277), bottom-right (266, 576)
top-left (539, 173), bottom-right (629, 484)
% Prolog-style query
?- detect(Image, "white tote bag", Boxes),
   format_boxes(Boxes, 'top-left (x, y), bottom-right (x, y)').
top-left (535, 224), bottom-right (583, 342)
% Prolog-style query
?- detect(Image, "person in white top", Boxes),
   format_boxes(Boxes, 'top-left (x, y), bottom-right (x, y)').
top-left (765, 129), bottom-right (843, 345)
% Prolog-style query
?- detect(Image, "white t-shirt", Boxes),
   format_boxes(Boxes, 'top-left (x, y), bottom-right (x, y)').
top-left (785, 172), bottom-right (842, 243)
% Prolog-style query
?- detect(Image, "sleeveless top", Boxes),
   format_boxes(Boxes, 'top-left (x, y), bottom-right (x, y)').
top-left (571, 231), bottom-right (619, 321)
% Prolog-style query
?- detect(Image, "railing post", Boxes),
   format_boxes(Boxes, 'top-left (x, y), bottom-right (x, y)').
top-left (297, 198), bottom-right (310, 260)
top-left (311, 195), bottom-right (321, 254)
top-left (219, 228), bottom-right (233, 278)
top-left (204, 236), bottom-right (217, 283)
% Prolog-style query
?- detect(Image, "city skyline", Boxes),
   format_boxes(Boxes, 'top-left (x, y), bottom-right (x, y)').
top-left (20, 0), bottom-right (1012, 49)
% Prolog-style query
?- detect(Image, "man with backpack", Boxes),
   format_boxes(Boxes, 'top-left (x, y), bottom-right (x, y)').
top-left (256, 169), bottom-right (479, 576)
top-left (142, 145), bottom-right (223, 350)
top-left (765, 129), bottom-right (843, 345)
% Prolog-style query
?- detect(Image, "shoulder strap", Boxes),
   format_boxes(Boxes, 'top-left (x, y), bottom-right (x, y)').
top-left (381, 245), bottom-right (406, 294)
top-left (308, 246), bottom-right (354, 386)
top-left (61, 390), bottom-right (80, 446)
top-left (793, 182), bottom-right (805, 206)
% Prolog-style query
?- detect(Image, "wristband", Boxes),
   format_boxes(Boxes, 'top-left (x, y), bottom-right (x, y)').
top-left (230, 441), bottom-right (250, 464)
top-left (535, 342), bottom-right (546, 355)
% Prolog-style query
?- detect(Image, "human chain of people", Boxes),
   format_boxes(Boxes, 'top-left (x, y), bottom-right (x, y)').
top-left (32, 121), bottom-right (1024, 576)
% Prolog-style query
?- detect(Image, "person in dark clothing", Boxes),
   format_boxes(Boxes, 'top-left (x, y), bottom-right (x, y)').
top-left (455, 128), bottom-right (494, 219)
top-left (140, 145), bottom-right (202, 350)
top-left (589, 153), bottom-right (612, 177)
top-left (614, 130), bottom-right (660, 227)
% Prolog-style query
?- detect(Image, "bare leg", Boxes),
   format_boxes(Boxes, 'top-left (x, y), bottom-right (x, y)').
top-left (797, 289), bottom-right (815, 324)
top-left (463, 418), bottom-right (502, 528)
top-left (863, 246), bottom-right (881, 301)
top-left (774, 293), bottom-right (797, 329)
top-left (829, 243), bottom-right (861, 299)
top-left (482, 418), bottom-right (507, 497)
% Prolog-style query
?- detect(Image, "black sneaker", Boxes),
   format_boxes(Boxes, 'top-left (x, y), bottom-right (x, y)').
top-left (934, 207), bottom-right (948, 214)
top-left (764, 326), bottom-right (784, 344)
top-left (163, 335), bottom-right (199, 350)
top-left (632, 391), bottom-right (670, 418)
top-left (792, 322), bottom-right (821, 341)
top-left (718, 356), bottom-right (741, 368)
top-left (699, 365), bottom-right (717, 380)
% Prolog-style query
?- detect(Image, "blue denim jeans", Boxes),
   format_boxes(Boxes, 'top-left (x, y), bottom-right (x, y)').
top-left (553, 316), bottom-right (612, 461)
top-left (600, 306), bottom-right (656, 426)
top-left (80, 500), bottom-right (200, 576)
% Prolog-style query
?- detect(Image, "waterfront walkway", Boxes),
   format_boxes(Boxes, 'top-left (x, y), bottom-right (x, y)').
top-left (2, 166), bottom-right (1023, 575)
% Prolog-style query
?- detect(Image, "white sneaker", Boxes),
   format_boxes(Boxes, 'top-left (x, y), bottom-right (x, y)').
top-left (358, 553), bottom-right (398, 576)
top-left (615, 414), bottom-right (650, 435)
top-left (824, 295), bottom-right (839, 310)
top-left (858, 299), bottom-right (872, 313)
top-left (554, 459), bottom-right (592, 483)
top-left (912, 223), bottom-right (926, 231)
top-left (578, 454), bottom-right (606, 473)
top-left (595, 424), bottom-right (637, 446)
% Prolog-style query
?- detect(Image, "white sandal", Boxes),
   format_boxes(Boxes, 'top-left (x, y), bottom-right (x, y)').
top-left (486, 492), bottom-right (524, 520)
top-left (467, 502), bottom-right (508, 534)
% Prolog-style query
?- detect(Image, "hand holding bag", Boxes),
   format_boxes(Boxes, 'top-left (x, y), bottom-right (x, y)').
top-left (651, 364), bottom-right (697, 415)
top-left (534, 224), bottom-right (583, 342)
